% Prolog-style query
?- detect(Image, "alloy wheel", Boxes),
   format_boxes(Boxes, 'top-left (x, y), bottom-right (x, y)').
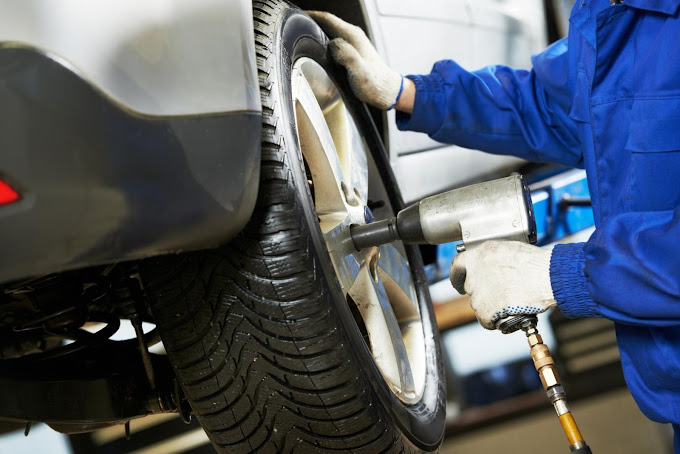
top-left (291, 57), bottom-right (426, 404)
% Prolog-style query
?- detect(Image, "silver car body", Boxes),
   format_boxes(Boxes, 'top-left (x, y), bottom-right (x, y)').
top-left (0, 0), bottom-right (262, 283)
top-left (0, 0), bottom-right (259, 116)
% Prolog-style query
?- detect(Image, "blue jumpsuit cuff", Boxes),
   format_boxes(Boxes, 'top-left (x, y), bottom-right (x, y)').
top-left (396, 73), bottom-right (447, 135)
top-left (550, 243), bottom-right (599, 318)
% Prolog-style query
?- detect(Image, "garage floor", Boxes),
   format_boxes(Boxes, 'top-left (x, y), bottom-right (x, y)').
top-left (440, 389), bottom-right (673, 454)
top-left (1, 389), bottom-right (672, 453)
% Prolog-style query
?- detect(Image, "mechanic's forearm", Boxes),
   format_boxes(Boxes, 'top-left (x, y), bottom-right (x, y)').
top-left (398, 61), bottom-right (579, 166)
top-left (552, 207), bottom-right (680, 326)
top-left (396, 43), bottom-right (583, 167)
top-left (394, 77), bottom-right (415, 114)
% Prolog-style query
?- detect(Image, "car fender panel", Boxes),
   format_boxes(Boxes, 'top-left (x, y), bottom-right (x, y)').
top-left (0, 45), bottom-right (261, 284)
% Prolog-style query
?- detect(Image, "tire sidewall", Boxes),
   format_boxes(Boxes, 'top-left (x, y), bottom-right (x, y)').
top-left (268, 6), bottom-right (445, 449)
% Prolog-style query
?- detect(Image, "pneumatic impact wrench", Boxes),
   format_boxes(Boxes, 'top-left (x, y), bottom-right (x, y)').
top-left (350, 175), bottom-right (592, 454)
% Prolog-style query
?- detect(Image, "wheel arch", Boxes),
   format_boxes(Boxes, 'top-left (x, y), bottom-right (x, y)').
top-left (290, 0), bottom-right (387, 140)
top-left (290, 0), bottom-right (371, 36)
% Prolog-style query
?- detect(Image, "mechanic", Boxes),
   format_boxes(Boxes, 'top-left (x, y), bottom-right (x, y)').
top-left (310, 2), bottom-right (680, 450)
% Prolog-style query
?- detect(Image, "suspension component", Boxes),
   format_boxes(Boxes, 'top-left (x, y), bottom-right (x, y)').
top-left (128, 275), bottom-right (156, 392)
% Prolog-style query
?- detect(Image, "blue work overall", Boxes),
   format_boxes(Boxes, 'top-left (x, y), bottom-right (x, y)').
top-left (398, 1), bottom-right (680, 448)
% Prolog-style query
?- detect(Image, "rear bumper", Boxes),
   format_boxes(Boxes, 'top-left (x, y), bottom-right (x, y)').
top-left (0, 46), bottom-right (261, 284)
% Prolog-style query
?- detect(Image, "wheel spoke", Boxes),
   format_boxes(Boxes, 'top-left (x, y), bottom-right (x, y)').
top-left (377, 244), bottom-right (419, 319)
top-left (324, 221), bottom-right (363, 295)
top-left (377, 268), bottom-right (418, 323)
top-left (324, 102), bottom-right (369, 205)
top-left (348, 250), bottom-right (416, 399)
top-left (378, 267), bottom-right (426, 395)
top-left (346, 114), bottom-right (369, 204)
top-left (293, 70), bottom-right (350, 232)
top-left (376, 244), bottom-right (426, 396)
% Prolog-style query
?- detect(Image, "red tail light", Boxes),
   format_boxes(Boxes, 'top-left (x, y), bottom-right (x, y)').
top-left (0, 179), bottom-right (20, 205)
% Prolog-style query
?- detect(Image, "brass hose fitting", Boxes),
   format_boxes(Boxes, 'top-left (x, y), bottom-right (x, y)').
top-left (498, 315), bottom-right (592, 453)
top-left (523, 322), bottom-right (589, 452)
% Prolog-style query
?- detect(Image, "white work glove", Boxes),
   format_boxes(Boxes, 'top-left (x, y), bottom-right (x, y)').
top-left (307, 11), bottom-right (404, 110)
top-left (449, 241), bottom-right (557, 330)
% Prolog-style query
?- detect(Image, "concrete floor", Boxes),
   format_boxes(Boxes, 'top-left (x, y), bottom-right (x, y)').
top-left (440, 389), bottom-right (673, 454)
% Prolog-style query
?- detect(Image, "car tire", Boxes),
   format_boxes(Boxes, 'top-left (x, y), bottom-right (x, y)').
top-left (141, 1), bottom-right (445, 452)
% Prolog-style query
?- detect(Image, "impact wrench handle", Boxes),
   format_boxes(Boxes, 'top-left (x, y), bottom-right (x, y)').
top-left (497, 315), bottom-right (593, 453)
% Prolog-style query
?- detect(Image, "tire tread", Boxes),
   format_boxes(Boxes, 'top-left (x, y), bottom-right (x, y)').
top-left (142, 1), bottom-right (424, 452)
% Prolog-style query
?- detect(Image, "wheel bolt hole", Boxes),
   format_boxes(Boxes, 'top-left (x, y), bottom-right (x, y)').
top-left (341, 182), bottom-right (359, 206)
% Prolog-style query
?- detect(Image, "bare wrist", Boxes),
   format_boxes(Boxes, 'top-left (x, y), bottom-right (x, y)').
top-left (395, 77), bottom-right (415, 114)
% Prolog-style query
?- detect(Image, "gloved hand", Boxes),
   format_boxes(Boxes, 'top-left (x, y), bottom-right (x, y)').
top-left (307, 11), bottom-right (404, 110)
top-left (449, 241), bottom-right (557, 330)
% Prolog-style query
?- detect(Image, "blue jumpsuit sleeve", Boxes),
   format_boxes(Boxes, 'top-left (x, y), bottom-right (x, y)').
top-left (551, 207), bottom-right (680, 326)
top-left (396, 38), bottom-right (582, 167)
